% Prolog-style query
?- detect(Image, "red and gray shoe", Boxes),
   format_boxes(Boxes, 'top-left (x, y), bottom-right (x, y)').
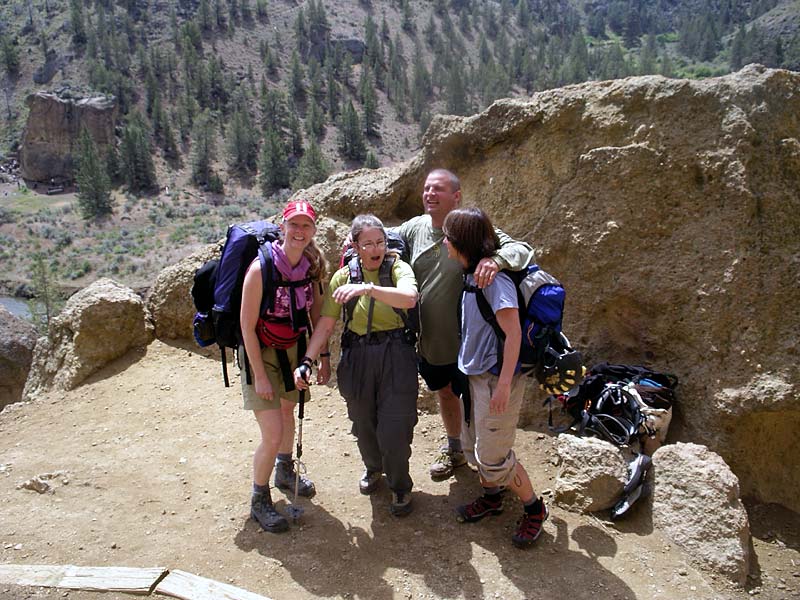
top-left (512, 502), bottom-right (549, 548)
top-left (455, 494), bottom-right (503, 523)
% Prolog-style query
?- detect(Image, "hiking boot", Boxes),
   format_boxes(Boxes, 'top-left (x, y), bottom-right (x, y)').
top-left (274, 460), bottom-right (316, 499)
top-left (250, 491), bottom-right (289, 533)
top-left (511, 502), bottom-right (549, 548)
top-left (359, 470), bottom-right (382, 495)
top-left (429, 446), bottom-right (467, 480)
top-left (390, 491), bottom-right (413, 517)
top-left (455, 494), bottom-right (504, 523)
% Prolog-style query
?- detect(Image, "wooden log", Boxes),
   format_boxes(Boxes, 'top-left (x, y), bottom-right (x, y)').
top-left (0, 564), bottom-right (166, 593)
top-left (155, 570), bottom-right (272, 600)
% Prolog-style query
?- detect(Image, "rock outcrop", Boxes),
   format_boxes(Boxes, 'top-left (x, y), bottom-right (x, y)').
top-left (22, 279), bottom-right (152, 399)
top-left (553, 436), bottom-right (627, 512)
top-left (293, 65), bottom-right (800, 512)
top-left (0, 306), bottom-right (38, 410)
top-left (19, 92), bottom-right (117, 183)
top-left (652, 443), bottom-right (751, 586)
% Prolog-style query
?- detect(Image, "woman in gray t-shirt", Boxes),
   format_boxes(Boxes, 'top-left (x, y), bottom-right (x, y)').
top-left (442, 207), bottom-right (549, 549)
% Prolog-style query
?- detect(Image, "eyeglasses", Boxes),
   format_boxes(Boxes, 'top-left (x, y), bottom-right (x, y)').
top-left (359, 239), bottom-right (386, 251)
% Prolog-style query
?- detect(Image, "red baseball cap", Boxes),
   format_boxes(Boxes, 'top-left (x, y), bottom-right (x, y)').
top-left (282, 199), bottom-right (317, 223)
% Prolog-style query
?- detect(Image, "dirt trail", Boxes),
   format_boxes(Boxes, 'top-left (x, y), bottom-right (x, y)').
top-left (1, 341), bottom-right (797, 600)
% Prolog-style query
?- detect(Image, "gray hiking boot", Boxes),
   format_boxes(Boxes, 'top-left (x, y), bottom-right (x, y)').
top-left (274, 460), bottom-right (316, 498)
top-left (250, 491), bottom-right (289, 533)
top-left (359, 470), bottom-right (382, 495)
top-left (429, 446), bottom-right (467, 480)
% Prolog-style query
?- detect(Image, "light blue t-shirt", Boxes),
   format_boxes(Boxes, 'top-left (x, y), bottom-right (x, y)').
top-left (458, 272), bottom-right (518, 375)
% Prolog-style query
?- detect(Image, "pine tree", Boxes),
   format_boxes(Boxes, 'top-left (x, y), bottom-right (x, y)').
top-left (0, 35), bottom-right (20, 75)
top-left (292, 138), bottom-right (329, 188)
top-left (639, 33), bottom-right (658, 75)
top-left (401, 0), bottom-right (414, 33)
top-left (288, 111), bottom-right (304, 157)
top-left (305, 96), bottom-right (326, 139)
top-left (76, 128), bottom-right (113, 220)
top-left (120, 113), bottom-right (157, 192)
top-left (326, 62), bottom-right (340, 120)
top-left (258, 127), bottom-right (290, 192)
top-left (364, 150), bottom-right (379, 169)
top-left (191, 109), bottom-right (216, 186)
top-left (290, 50), bottom-right (305, 100)
top-left (446, 64), bottom-right (468, 116)
top-left (360, 67), bottom-right (379, 137)
top-left (227, 107), bottom-right (258, 173)
top-left (730, 24), bottom-right (746, 70)
top-left (338, 99), bottom-right (366, 161)
top-left (69, 0), bottom-right (87, 46)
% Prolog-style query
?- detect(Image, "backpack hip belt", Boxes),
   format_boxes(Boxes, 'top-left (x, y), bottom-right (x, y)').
top-left (341, 327), bottom-right (413, 348)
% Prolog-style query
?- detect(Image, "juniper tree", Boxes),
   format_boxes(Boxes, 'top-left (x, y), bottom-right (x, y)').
top-left (227, 107), bottom-right (259, 173)
top-left (70, 0), bottom-right (87, 45)
top-left (258, 127), bottom-right (290, 192)
top-left (0, 35), bottom-right (20, 76)
top-left (191, 109), bottom-right (216, 187)
top-left (364, 150), bottom-right (379, 169)
top-left (120, 113), bottom-right (157, 193)
top-left (338, 100), bottom-right (366, 161)
top-left (292, 138), bottom-right (329, 188)
top-left (76, 128), bottom-right (113, 220)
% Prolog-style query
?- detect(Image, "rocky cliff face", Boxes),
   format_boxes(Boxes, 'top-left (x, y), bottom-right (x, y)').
top-left (19, 92), bottom-right (118, 183)
top-left (298, 64), bottom-right (800, 511)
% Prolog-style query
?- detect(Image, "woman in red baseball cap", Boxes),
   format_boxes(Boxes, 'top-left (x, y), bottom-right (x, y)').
top-left (239, 199), bottom-right (330, 533)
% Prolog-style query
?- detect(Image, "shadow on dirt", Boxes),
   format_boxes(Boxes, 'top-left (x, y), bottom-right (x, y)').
top-left (233, 471), bottom-right (637, 599)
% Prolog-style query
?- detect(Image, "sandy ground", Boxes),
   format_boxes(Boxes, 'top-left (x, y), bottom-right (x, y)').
top-left (1, 340), bottom-right (798, 600)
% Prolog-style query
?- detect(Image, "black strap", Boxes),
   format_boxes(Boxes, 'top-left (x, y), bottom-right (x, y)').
top-left (222, 346), bottom-right (230, 387)
top-left (344, 254), bottom-right (412, 332)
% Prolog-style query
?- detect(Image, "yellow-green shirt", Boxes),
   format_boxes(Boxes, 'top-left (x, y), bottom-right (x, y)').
top-left (321, 258), bottom-right (417, 335)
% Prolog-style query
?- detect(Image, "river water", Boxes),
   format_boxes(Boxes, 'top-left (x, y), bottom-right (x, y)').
top-left (0, 296), bottom-right (33, 320)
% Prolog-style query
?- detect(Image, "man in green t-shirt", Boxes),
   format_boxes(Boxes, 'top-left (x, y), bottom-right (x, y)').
top-left (396, 169), bottom-right (534, 480)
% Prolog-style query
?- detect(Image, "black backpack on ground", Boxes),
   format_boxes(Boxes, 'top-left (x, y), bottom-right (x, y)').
top-left (545, 362), bottom-right (678, 446)
top-left (191, 220), bottom-right (311, 387)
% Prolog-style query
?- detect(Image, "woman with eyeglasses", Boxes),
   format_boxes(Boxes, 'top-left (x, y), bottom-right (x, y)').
top-left (442, 206), bottom-right (548, 549)
top-left (294, 214), bottom-right (420, 517)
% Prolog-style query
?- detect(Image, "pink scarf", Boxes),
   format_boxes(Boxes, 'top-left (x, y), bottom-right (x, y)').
top-left (271, 240), bottom-right (311, 310)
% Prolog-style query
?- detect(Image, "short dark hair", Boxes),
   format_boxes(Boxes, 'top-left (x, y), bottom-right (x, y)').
top-left (443, 207), bottom-right (499, 271)
top-left (427, 168), bottom-right (461, 193)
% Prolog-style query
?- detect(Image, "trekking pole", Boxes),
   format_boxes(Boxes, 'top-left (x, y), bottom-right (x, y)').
top-left (286, 370), bottom-right (308, 523)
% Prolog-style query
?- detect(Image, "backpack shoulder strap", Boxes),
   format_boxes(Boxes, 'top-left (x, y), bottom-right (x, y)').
top-left (258, 242), bottom-right (276, 315)
top-left (343, 255), bottom-right (362, 329)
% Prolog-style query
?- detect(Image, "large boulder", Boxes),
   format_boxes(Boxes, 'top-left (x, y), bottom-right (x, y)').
top-left (19, 92), bottom-right (117, 183)
top-left (553, 435), bottom-right (627, 512)
top-left (0, 306), bottom-right (38, 410)
top-left (148, 243), bottom-right (220, 340)
top-left (652, 442), bottom-right (751, 586)
top-left (294, 65), bottom-right (800, 511)
top-left (22, 279), bottom-right (152, 399)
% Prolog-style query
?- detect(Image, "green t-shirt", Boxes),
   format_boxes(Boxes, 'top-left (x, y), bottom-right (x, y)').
top-left (395, 214), bottom-right (535, 365)
top-left (321, 258), bottom-right (417, 336)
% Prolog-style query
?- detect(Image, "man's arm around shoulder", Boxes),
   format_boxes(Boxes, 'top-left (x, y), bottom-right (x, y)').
top-left (493, 227), bottom-right (535, 271)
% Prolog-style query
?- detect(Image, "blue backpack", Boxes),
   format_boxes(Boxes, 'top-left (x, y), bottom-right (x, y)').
top-left (191, 220), bottom-right (311, 387)
top-left (465, 264), bottom-right (578, 381)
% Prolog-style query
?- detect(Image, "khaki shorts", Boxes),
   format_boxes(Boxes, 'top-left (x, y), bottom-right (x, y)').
top-left (461, 372), bottom-right (528, 488)
top-left (240, 345), bottom-right (309, 411)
